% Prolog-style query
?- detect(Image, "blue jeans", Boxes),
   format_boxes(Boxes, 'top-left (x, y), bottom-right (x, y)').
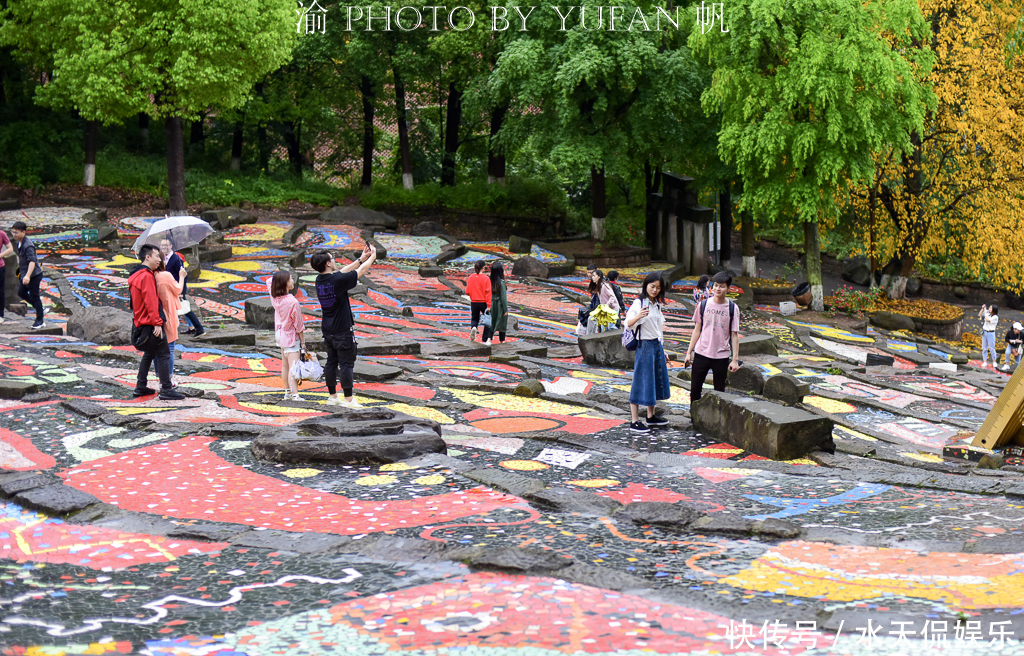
top-left (982, 331), bottom-right (997, 362)
top-left (168, 340), bottom-right (176, 376)
top-left (1005, 345), bottom-right (1021, 367)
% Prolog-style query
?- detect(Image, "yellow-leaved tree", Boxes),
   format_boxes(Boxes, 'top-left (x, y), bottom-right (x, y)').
top-left (854, 0), bottom-right (1024, 298)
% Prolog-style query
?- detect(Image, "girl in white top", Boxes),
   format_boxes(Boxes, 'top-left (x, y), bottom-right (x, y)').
top-left (979, 304), bottom-right (999, 367)
top-left (624, 272), bottom-right (671, 434)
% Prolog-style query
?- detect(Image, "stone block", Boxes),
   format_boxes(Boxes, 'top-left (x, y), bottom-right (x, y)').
top-left (200, 207), bottom-right (256, 230)
top-left (230, 529), bottom-right (350, 553)
top-left (511, 255), bottom-right (549, 279)
top-left (461, 468), bottom-right (546, 498)
top-left (64, 306), bottom-right (133, 345)
top-left (524, 488), bottom-right (623, 516)
top-left (508, 235), bottom-right (533, 254)
top-left (418, 266), bottom-right (443, 277)
top-left (762, 373), bottom-right (810, 405)
top-left (738, 334), bottom-right (778, 356)
top-left (198, 244), bottom-right (234, 263)
top-left (514, 379), bottom-right (546, 398)
top-left (841, 256), bottom-right (871, 287)
top-left (613, 502), bottom-right (703, 530)
top-left (243, 296), bottom-right (275, 330)
top-left (358, 337), bottom-right (421, 355)
top-left (353, 362), bottom-right (402, 382)
top-left (578, 329), bottom-right (635, 369)
top-left (194, 330), bottom-right (256, 346)
top-left (410, 220), bottom-right (448, 236)
top-left (168, 523), bottom-right (253, 542)
top-left (727, 364), bottom-right (764, 394)
top-left (15, 484), bottom-right (100, 515)
top-left (0, 379), bottom-right (38, 399)
top-left (469, 547), bottom-right (572, 573)
top-left (0, 473), bottom-right (56, 496)
top-left (61, 398), bottom-right (107, 419)
top-left (870, 310), bottom-right (917, 332)
top-left (320, 205), bottom-right (398, 229)
top-left (691, 390), bottom-right (835, 460)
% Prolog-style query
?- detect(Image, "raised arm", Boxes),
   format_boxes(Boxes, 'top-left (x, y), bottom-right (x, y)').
top-left (354, 244), bottom-right (377, 278)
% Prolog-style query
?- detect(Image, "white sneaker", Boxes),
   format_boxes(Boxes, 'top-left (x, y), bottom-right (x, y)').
top-left (470, 327), bottom-right (477, 341)
top-left (325, 395), bottom-right (343, 406)
top-left (291, 393), bottom-right (304, 401)
top-left (484, 340), bottom-right (492, 345)
top-left (1001, 364), bottom-right (1010, 371)
top-left (0, 317), bottom-right (5, 324)
top-left (339, 400), bottom-right (363, 409)
top-left (982, 361), bottom-right (989, 368)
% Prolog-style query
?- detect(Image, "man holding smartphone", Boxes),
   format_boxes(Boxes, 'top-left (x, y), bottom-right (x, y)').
top-left (683, 271), bottom-right (741, 404)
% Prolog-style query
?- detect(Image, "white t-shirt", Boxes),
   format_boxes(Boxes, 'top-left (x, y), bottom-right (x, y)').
top-left (625, 298), bottom-right (664, 342)
top-left (983, 310), bottom-right (998, 332)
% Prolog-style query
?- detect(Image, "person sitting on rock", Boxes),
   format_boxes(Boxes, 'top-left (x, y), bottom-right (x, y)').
top-left (1002, 321), bottom-right (1023, 371)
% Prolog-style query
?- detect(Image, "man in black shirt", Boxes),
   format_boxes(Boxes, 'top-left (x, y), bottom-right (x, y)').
top-left (310, 244), bottom-right (376, 407)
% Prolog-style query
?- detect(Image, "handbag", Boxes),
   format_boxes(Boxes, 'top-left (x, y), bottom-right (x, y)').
top-left (131, 324), bottom-right (158, 352)
top-left (291, 348), bottom-right (323, 382)
top-left (177, 298), bottom-right (191, 316)
top-left (479, 311), bottom-right (492, 328)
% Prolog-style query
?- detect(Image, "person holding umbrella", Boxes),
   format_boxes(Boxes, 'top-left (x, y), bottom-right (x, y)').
top-left (161, 238), bottom-right (204, 337)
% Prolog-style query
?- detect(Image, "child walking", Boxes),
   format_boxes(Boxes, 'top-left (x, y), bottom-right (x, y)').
top-left (466, 260), bottom-right (491, 342)
top-left (684, 271), bottom-right (741, 403)
top-left (269, 270), bottom-right (306, 400)
top-left (979, 304), bottom-right (999, 368)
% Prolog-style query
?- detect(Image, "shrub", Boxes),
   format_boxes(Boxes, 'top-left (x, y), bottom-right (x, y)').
top-left (823, 285), bottom-right (884, 319)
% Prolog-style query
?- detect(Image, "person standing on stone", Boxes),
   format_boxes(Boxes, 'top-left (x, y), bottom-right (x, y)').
top-left (161, 238), bottom-right (205, 337)
top-left (466, 260), bottom-right (491, 342)
top-left (129, 244), bottom-right (184, 400)
top-left (1002, 321), bottom-right (1023, 371)
top-left (683, 271), bottom-right (741, 405)
top-left (482, 261), bottom-right (508, 345)
top-left (269, 270), bottom-right (306, 400)
top-left (154, 256), bottom-right (185, 387)
top-left (311, 244), bottom-right (376, 408)
top-left (625, 272), bottom-right (671, 434)
top-left (979, 304), bottom-right (999, 368)
top-left (10, 221), bottom-right (45, 329)
top-left (0, 228), bottom-right (12, 325)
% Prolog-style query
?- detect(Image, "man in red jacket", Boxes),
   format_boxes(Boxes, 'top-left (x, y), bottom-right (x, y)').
top-left (129, 244), bottom-right (184, 400)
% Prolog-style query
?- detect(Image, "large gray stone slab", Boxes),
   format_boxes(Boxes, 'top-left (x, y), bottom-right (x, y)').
top-left (230, 529), bottom-right (350, 553)
top-left (691, 390), bottom-right (835, 460)
top-left (357, 337), bottom-right (421, 355)
top-left (243, 296), bottom-right (275, 330)
top-left (353, 362), bottom-right (402, 382)
top-left (738, 334), bottom-right (778, 356)
top-left (194, 330), bottom-right (256, 346)
top-left (461, 468), bottom-right (546, 498)
top-left (61, 398), bottom-right (107, 419)
top-left (468, 547), bottom-right (572, 573)
top-left (66, 306), bottom-right (133, 345)
top-left (168, 523), bottom-right (253, 542)
top-left (578, 329), bottom-right (635, 369)
top-left (762, 373), bottom-right (810, 405)
top-left (523, 487), bottom-right (623, 515)
top-left (14, 484), bottom-right (100, 515)
top-left (0, 473), bottom-right (56, 496)
top-left (251, 407), bottom-right (445, 465)
top-left (0, 379), bottom-right (38, 399)
top-left (319, 205), bottom-right (397, 229)
top-left (614, 502), bottom-right (703, 530)
top-left (420, 339), bottom-right (490, 358)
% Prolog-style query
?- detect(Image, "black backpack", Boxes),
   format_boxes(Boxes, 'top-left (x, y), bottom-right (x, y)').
top-left (699, 298), bottom-right (736, 333)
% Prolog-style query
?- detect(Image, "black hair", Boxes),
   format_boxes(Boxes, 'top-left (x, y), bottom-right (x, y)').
top-left (490, 261), bottom-right (505, 284)
top-left (474, 260), bottom-right (485, 274)
top-left (711, 271), bottom-right (733, 288)
top-left (310, 250), bottom-right (332, 273)
top-left (588, 269), bottom-right (605, 294)
top-left (639, 272), bottom-right (666, 304)
top-left (138, 244), bottom-right (159, 262)
top-left (607, 270), bottom-right (619, 282)
top-left (586, 263), bottom-right (596, 271)
top-left (696, 274), bottom-right (710, 290)
top-left (11, 220), bottom-right (27, 231)
top-left (991, 305), bottom-right (999, 315)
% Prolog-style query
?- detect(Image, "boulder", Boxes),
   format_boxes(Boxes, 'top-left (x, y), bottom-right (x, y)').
top-left (319, 205), bottom-right (398, 230)
top-left (243, 296), bottom-right (275, 330)
top-left (469, 547), bottom-right (572, 573)
top-left (950, 353), bottom-right (969, 365)
top-left (905, 277), bottom-right (922, 296)
top-left (727, 364), bottom-right (765, 394)
top-left (200, 207), bottom-right (256, 231)
top-left (762, 373), bottom-right (810, 405)
top-left (841, 256), bottom-right (871, 287)
top-left (251, 406), bottom-right (445, 464)
top-left (578, 329), bottom-right (635, 369)
top-left (410, 220), bottom-right (448, 236)
top-left (194, 330), bottom-right (256, 346)
top-left (402, 307), bottom-right (415, 317)
top-left (14, 484), bottom-right (100, 515)
top-left (198, 244), bottom-right (234, 263)
top-left (61, 398), bottom-right (107, 419)
top-left (511, 255), bottom-right (549, 279)
top-left (614, 502), bottom-right (703, 530)
top-left (418, 266), bottom-right (443, 278)
top-left (738, 334), bottom-right (778, 356)
top-left (523, 487), bottom-right (623, 515)
top-left (352, 362), bottom-right (402, 382)
top-left (870, 311), bottom-right (916, 332)
top-left (0, 379), bottom-right (38, 399)
top-left (514, 379), bottom-right (546, 398)
top-left (691, 390), bottom-right (835, 460)
top-left (66, 306), bottom-right (134, 345)
top-left (509, 235), bottom-right (533, 254)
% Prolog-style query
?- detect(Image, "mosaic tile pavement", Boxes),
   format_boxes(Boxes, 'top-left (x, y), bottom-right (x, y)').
top-left (1, 215), bottom-right (1022, 654)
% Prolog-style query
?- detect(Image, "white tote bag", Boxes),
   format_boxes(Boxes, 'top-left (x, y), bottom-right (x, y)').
top-left (291, 349), bottom-right (323, 382)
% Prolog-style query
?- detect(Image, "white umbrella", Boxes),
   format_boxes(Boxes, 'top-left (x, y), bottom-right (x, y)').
top-left (131, 216), bottom-right (214, 253)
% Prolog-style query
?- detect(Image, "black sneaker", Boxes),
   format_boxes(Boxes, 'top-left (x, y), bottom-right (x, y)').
top-left (133, 387), bottom-right (156, 397)
top-left (158, 389), bottom-right (185, 401)
top-left (646, 414), bottom-right (669, 427)
top-left (32, 321), bottom-right (46, 330)
top-left (630, 420), bottom-right (650, 434)
top-left (192, 329), bottom-right (206, 338)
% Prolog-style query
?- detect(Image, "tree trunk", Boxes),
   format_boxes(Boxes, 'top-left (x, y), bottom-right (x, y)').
top-left (868, 186), bottom-right (877, 288)
top-left (487, 103), bottom-right (507, 185)
top-left (360, 75), bottom-right (375, 189)
top-left (230, 121), bottom-right (243, 171)
top-left (138, 113), bottom-right (150, 150)
top-left (257, 125), bottom-right (269, 171)
top-left (83, 120), bottom-right (98, 187)
top-left (803, 220), bottom-right (824, 312)
top-left (741, 210), bottom-right (756, 277)
top-left (441, 83), bottom-right (462, 187)
top-left (189, 115), bottom-right (205, 155)
top-left (165, 116), bottom-right (187, 214)
top-left (283, 120), bottom-right (303, 178)
top-left (394, 68), bottom-right (414, 190)
top-left (643, 161), bottom-right (662, 250)
top-left (720, 188), bottom-right (733, 262)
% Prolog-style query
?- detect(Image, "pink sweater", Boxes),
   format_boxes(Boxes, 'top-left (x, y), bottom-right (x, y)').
top-left (267, 278), bottom-right (304, 348)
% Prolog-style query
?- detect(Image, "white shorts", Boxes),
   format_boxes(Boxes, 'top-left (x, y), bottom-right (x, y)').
top-left (281, 344), bottom-right (301, 354)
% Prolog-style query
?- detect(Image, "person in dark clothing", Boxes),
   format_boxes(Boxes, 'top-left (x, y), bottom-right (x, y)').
top-left (160, 238), bottom-right (204, 337)
top-left (311, 244), bottom-right (376, 408)
top-left (0, 228), bottom-right (13, 325)
top-left (10, 221), bottom-right (46, 329)
top-left (129, 244), bottom-right (184, 400)
top-left (606, 270), bottom-right (626, 328)
top-left (1003, 322), bottom-right (1023, 371)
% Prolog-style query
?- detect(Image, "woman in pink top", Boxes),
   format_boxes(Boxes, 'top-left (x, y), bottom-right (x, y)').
top-left (154, 259), bottom-right (185, 387)
top-left (269, 270), bottom-right (306, 400)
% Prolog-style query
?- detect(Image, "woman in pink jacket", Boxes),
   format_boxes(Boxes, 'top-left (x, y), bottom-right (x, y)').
top-left (269, 270), bottom-right (306, 401)
top-left (154, 260), bottom-right (185, 387)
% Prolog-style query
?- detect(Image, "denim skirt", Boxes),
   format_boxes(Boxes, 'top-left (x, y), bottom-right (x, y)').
top-left (629, 339), bottom-right (671, 407)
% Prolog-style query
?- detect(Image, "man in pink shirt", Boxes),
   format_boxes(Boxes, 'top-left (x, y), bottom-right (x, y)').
top-left (683, 271), bottom-right (741, 404)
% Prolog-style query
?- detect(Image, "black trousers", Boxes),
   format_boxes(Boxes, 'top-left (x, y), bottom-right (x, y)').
top-left (181, 310), bottom-right (203, 332)
top-left (325, 332), bottom-right (357, 396)
top-left (18, 275), bottom-right (44, 321)
top-left (690, 352), bottom-right (729, 404)
top-left (137, 333), bottom-right (173, 392)
top-left (470, 302), bottom-right (487, 327)
top-left (481, 327), bottom-right (505, 342)
top-left (0, 269), bottom-right (5, 317)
